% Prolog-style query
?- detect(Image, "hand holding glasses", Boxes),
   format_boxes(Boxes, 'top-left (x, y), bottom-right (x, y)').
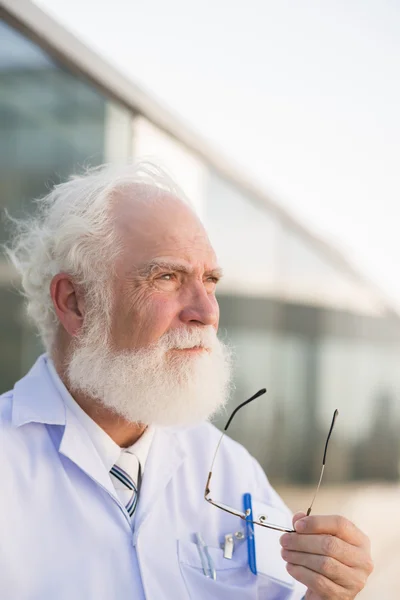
top-left (204, 389), bottom-right (339, 533)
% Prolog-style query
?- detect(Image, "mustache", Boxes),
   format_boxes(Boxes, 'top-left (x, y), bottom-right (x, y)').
top-left (157, 327), bottom-right (218, 351)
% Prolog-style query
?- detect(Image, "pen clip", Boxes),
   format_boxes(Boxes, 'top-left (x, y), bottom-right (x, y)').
top-left (223, 533), bottom-right (234, 559)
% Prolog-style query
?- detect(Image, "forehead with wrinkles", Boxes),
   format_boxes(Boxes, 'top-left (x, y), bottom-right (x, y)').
top-left (112, 185), bottom-right (217, 273)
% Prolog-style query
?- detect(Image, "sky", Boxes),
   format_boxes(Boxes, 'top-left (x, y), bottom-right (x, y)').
top-left (34, 0), bottom-right (400, 307)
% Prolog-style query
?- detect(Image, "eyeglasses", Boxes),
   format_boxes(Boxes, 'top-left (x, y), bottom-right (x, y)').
top-left (204, 389), bottom-right (339, 533)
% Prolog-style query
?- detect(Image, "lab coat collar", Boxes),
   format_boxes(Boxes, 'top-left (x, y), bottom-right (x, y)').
top-left (58, 410), bottom-right (117, 499)
top-left (11, 354), bottom-right (117, 501)
top-left (133, 425), bottom-right (187, 543)
top-left (11, 355), bottom-right (191, 530)
top-left (12, 354), bottom-right (66, 428)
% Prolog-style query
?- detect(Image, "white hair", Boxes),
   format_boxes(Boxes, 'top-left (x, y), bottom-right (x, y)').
top-left (4, 160), bottom-right (189, 352)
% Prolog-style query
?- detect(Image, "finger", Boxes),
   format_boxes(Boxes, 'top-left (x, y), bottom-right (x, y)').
top-left (293, 515), bottom-right (368, 547)
top-left (292, 511), bottom-right (307, 528)
top-left (286, 563), bottom-right (344, 598)
top-left (281, 549), bottom-right (367, 590)
top-left (280, 532), bottom-right (366, 568)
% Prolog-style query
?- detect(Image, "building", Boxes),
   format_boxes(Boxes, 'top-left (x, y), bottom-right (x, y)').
top-left (1, 0), bottom-right (400, 488)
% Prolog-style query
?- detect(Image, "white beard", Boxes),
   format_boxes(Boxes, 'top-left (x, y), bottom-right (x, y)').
top-left (66, 324), bottom-right (233, 427)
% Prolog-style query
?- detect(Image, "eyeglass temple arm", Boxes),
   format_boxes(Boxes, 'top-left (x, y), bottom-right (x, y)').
top-left (306, 409), bottom-right (339, 516)
top-left (205, 471), bottom-right (212, 498)
top-left (205, 433), bottom-right (225, 499)
top-left (224, 388), bottom-right (267, 431)
top-left (205, 388), bottom-right (267, 500)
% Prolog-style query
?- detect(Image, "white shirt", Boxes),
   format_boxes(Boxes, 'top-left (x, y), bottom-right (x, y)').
top-left (46, 357), bottom-right (154, 479)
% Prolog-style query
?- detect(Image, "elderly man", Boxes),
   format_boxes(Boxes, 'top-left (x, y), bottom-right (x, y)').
top-left (0, 162), bottom-right (372, 599)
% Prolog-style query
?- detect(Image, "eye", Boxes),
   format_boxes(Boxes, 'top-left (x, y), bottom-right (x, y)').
top-left (204, 276), bottom-right (219, 292)
top-left (153, 272), bottom-right (180, 290)
top-left (205, 275), bottom-right (220, 285)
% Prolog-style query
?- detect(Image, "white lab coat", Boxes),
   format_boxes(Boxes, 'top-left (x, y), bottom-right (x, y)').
top-left (0, 355), bottom-right (306, 599)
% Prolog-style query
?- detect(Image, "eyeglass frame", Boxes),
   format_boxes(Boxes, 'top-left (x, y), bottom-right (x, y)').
top-left (204, 388), bottom-right (339, 534)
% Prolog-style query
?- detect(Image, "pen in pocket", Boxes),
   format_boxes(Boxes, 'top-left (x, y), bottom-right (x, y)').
top-left (243, 493), bottom-right (257, 575)
top-left (194, 532), bottom-right (216, 580)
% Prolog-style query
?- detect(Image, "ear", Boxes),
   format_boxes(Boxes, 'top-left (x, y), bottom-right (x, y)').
top-left (50, 273), bottom-right (85, 337)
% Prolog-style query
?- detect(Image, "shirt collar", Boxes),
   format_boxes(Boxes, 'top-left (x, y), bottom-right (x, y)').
top-left (126, 425), bottom-right (155, 471)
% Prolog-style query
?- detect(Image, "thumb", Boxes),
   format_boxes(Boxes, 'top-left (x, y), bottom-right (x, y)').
top-left (292, 511), bottom-right (307, 529)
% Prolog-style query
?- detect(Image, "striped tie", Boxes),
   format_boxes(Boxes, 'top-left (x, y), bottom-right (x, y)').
top-left (110, 452), bottom-right (141, 517)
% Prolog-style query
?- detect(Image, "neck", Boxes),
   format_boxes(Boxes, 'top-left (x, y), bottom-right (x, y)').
top-left (52, 354), bottom-right (147, 448)
top-left (74, 397), bottom-right (147, 447)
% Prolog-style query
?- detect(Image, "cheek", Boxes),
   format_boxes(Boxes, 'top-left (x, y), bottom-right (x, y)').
top-left (132, 294), bottom-right (180, 344)
top-left (147, 297), bottom-right (177, 330)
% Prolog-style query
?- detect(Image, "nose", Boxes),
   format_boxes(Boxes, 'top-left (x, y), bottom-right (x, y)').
top-left (179, 283), bottom-right (219, 328)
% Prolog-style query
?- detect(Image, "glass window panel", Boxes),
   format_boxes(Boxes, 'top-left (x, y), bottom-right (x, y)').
top-left (279, 227), bottom-right (386, 316)
top-left (204, 170), bottom-right (281, 296)
top-left (0, 19), bottom-right (130, 393)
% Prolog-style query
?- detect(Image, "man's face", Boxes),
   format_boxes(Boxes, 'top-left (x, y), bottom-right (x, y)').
top-left (111, 192), bottom-right (221, 351)
top-left (67, 189), bottom-right (231, 427)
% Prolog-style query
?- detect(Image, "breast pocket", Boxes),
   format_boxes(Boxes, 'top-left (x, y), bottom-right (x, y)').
top-left (178, 539), bottom-right (257, 600)
top-left (178, 531), bottom-right (298, 600)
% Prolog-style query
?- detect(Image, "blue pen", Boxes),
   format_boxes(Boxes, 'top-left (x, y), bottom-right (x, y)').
top-left (243, 493), bottom-right (257, 575)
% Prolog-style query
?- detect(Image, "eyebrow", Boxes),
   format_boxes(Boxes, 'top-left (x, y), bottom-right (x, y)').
top-left (137, 259), bottom-right (224, 280)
